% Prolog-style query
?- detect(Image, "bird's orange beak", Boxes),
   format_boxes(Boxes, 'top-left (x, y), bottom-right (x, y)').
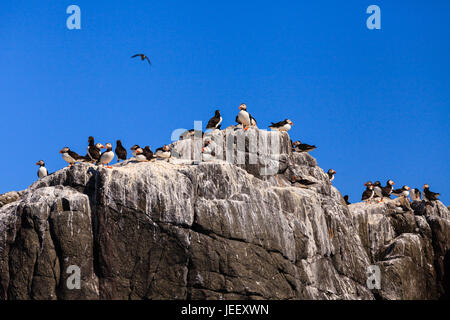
top-left (239, 106), bottom-right (242, 110)
top-left (35, 162), bottom-right (39, 165)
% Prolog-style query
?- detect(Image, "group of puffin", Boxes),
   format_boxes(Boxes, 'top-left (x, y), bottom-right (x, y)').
top-left (33, 102), bottom-right (441, 207)
top-left (354, 179), bottom-right (441, 205)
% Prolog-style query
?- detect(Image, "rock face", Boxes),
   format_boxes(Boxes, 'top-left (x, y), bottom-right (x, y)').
top-left (0, 127), bottom-right (448, 300)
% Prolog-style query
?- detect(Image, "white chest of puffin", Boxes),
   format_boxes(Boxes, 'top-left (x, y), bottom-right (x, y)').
top-left (36, 160), bottom-right (48, 179)
top-left (99, 143), bottom-right (115, 168)
top-left (237, 104), bottom-right (251, 127)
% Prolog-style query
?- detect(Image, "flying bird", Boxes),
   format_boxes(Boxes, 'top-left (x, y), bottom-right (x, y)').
top-left (131, 54), bottom-right (151, 66)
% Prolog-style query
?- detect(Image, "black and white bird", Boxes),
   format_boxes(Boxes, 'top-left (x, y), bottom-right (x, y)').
top-left (131, 53), bottom-right (151, 65)
top-left (410, 188), bottom-right (422, 201)
top-left (392, 186), bottom-right (411, 199)
top-left (36, 160), bottom-right (48, 179)
top-left (362, 184), bottom-right (375, 202)
top-left (381, 180), bottom-right (395, 198)
top-left (87, 136), bottom-right (104, 163)
top-left (99, 143), bottom-right (115, 168)
top-left (206, 110), bottom-right (222, 130)
top-left (135, 146), bottom-right (154, 162)
top-left (291, 176), bottom-right (316, 186)
top-left (155, 145), bottom-right (171, 160)
top-left (292, 140), bottom-right (317, 153)
top-left (269, 119), bottom-right (294, 132)
top-left (343, 195), bottom-right (351, 205)
top-left (236, 104), bottom-right (257, 130)
top-left (115, 140), bottom-right (127, 162)
top-left (60, 147), bottom-right (83, 167)
top-left (423, 184), bottom-right (440, 201)
top-left (327, 169), bottom-right (336, 182)
top-left (130, 145), bottom-right (141, 157)
top-left (373, 181), bottom-right (383, 201)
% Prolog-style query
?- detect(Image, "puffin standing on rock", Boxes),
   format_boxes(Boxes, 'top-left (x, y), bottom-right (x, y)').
top-left (60, 147), bottom-right (83, 167)
top-left (87, 136), bottom-right (103, 163)
top-left (292, 141), bottom-right (317, 153)
top-left (206, 110), bottom-right (222, 130)
top-left (381, 180), bottom-right (395, 198)
top-left (130, 145), bottom-right (141, 157)
top-left (373, 181), bottom-right (383, 201)
top-left (115, 140), bottom-right (127, 162)
top-left (135, 147), bottom-right (154, 162)
top-left (155, 145), bottom-right (171, 160)
top-left (392, 186), bottom-right (411, 199)
top-left (362, 182), bottom-right (375, 202)
top-left (236, 104), bottom-right (257, 131)
top-left (269, 119), bottom-right (294, 132)
top-left (423, 184), bottom-right (440, 201)
top-left (327, 169), bottom-right (336, 183)
top-left (36, 160), bottom-right (48, 179)
top-left (99, 143), bottom-right (115, 168)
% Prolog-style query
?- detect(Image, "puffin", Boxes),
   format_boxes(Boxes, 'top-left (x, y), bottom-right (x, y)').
top-left (381, 180), bottom-right (395, 198)
top-left (292, 140), bottom-right (317, 153)
top-left (131, 53), bottom-right (151, 65)
top-left (87, 136), bottom-right (104, 163)
top-left (236, 104), bottom-right (257, 131)
top-left (423, 184), bottom-right (440, 201)
top-left (115, 140), bottom-right (127, 162)
top-left (155, 145), bottom-right (171, 160)
top-left (343, 195), bottom-right (351, 205)
top-left (327, 169), bottom-right (336, 182)
top-left (35, 160), bottom-right (48, 179)
top-left (130, 145), bottom-right (141, 157)
top-left (373, 181), bottom-right (383, 201)
top-left (291, 176), bottom-right (316, 186)
top-left (269, 119), bottom-right (294, 132)
top-left (392, 186), bottom-right (411, 199)
top-left (411, 188), bottom-right (422, 201)
top-left (135, 147), bottom-right (154, 162)
top-left (206, 110), bottom-right (222, 130)
top-left (362, 184), bottom-right (375, 202)
top-left (60, 147), bottom-right (83, 167)
top-left (99, 143), bottom-right (115, 168)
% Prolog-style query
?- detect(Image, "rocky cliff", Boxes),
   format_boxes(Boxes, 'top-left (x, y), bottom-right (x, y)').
top-left (0, 127), bottom-right (448, 300)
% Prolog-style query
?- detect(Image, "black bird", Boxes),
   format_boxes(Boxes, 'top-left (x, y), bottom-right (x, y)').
top-left (343, 195), bottom-right (351, 205)
top-left (327, 169), bottom-right (336, 182)
top-left (381, 180), bottom-right (395, 198)
top-left (292, 140), bottom-right (317, 153)
top-left (423, 184), bottom-right (440, 201)
top-left (362, 184), bottom-right (375, 201)
top-left (143, 146), bottom-right (154, 160)
top-left (87, 136), bottom-right (102, 162)
top-left (115, 140), bottom-right (127, 162)
top-left (269, 119), bottom-right (294, 132)
top-left (131, 53), bottom-right (151, 65)
top-left (291, 176), bottom-right (316, 186)
top-left (206, 110), bottom-right (222, 130)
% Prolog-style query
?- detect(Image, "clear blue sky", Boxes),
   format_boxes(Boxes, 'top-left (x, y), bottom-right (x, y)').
top-left (1, 0), bottom-right (449, 204)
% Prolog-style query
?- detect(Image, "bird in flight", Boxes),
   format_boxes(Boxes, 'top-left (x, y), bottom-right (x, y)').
top-left (131, 54), bottom-right (151, 66)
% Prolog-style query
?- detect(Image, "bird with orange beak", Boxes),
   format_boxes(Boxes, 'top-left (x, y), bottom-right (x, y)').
top-left (60, 147), bottom-right (83, 167)
top-left (35, 160), bottom-right (48, 179)
top-left (236, 103), bottom-right (257, 131)
top-left (99, 143), bottom-right (115, 168)
top-left (269, 119), bottom-right (294, 132)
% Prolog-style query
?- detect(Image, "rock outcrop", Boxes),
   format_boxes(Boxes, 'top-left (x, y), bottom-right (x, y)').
top-left (0, 127), bottom-right (448, 300)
